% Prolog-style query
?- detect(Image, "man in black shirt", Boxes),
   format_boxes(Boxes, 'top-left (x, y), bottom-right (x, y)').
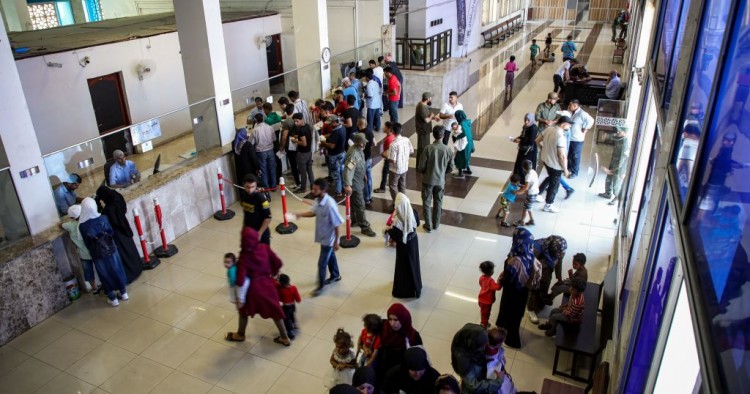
top-left (322, 115), bottom-right (347, 196)
top-left (241, 174), bottom-right (272, 244)
top-left (343, 95), bottom-right (361, 142)
top-left (356, 117), bottom-right (375, 205)
top-left (291, 113), bottom-right (315, 193)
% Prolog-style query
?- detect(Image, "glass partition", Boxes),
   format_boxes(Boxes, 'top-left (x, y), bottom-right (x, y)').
top-left (328, 40), bottom-right (383, 87)
top-left (0, 169), bottom-right (30, 248)
top-left (43, 99), bottom-right (220, 209)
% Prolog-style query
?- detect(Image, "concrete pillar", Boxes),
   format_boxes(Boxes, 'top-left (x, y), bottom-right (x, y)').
top-left (358, 0), bottom-right (391, 57)
top-left (173, 0), bottom-right (234, 148)
top-left (71, 0), bottom-right (87, 24)
top-left (0, 18), bottom-right (60, 234)
top-left (292, 0), bottom-right (330, 100)
top-left (1, 0), bottom-right (31, 31)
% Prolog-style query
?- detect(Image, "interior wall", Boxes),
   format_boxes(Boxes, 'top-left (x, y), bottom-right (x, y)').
top-left (99, 0), bottom-right (173, 19)
top-left (327, 6), bottom-right (356, 56)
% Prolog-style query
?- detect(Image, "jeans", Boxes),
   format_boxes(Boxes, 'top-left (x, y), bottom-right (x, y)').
top-left (549, 281), bottom-right (571, 301)
top-left (367, 107), bottom-right (382, 132)
top-left (287, 150), bottom-right (300, 186)
top-left (257, 150), bottom-right (277, 188)
top-left (327, 152), bottom-right (346, 194)
top-left (317, 245), bottom-right (340, 289)
top-left (296, 151), bottom-right (314, 191)
top-left (442, 129), bottom-right (451, 145)
top-left (421, 184), bottom-right (444, 230)
top-left (389, 171), bottom-right (407, 201)
top-left (282, 304), bottom-right (296, 337)
top-left (81, 259), bottom-right (95, 283)
top-left (544, 164), bottom-right (563, 204)
top-left (364, 158), bottom-right (373, 202)
top-left (568, 141), bottom-right (584, 176)
top-left (553, 74), bottom-right (565, 94)
top-left (387, 101), bottom-right (399, 123)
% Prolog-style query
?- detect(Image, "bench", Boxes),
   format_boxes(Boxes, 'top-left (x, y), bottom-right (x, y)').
top-left (565, 73), bottom-right (627, 106)
top-left (552, 281), bottom-right (604, 383)
top-left (481, 15), bottom-right (523, 47)
top-left (613, 39), bottom-right (627, 64)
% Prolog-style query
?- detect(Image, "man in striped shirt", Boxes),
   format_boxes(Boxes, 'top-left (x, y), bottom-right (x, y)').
top-left (386, 123), bottom-right (414, 201)
top-left (538, 277), bottom-right (586, 337)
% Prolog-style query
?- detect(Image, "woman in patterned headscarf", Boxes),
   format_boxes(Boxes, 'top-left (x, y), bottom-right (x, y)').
top-left (527, 235), bottom-right (568, 324)
top-left (495, 228), bottom-right (535, 349)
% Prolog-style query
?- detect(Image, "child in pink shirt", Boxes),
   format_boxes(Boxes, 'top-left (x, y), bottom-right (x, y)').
top-left (504, 56), bottom-right (518, 95)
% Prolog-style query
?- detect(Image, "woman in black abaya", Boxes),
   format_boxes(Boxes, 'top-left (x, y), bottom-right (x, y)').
top-left (386, 193), bottom-right (422, 298)
top-left (495, 228), bottom-right (534, 349)
top-left (96, 186), bottom-right (142, 283)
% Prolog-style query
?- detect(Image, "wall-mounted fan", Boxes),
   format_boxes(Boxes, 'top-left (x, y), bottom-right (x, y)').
top-left (256, 35), bottom-right (273, 49)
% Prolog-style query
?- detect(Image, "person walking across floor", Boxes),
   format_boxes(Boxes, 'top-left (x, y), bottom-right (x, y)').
top-left (387, 193), bottom-right (422, 299)
top-left (418, 126), bottom-right (454, 233)
top-left (343, 134), bottom-right (377, 237)
top-left (536, 116), bottom-right (572, 213)
top-left (439, 91), bottom-right (464, 145)
top-left (415, 92), bottom-right (436, 166)
top-left (566, 99), bottom-right (595, 179)
top-left (387, 123), bottom-right (414, 202)
top-left (536, 94), bottom-right (574, 197)
top-left (561, 35), bottom-right (577, 60)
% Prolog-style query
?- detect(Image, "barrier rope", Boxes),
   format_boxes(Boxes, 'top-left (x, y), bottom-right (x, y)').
top-left (221, 175), bottom-right (346, 206)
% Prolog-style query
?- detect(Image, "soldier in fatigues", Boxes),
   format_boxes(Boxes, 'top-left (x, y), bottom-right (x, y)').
top-left (599, 127), bottom-right (631, 205)
top-left (343, 133), bottom-right (377, 237)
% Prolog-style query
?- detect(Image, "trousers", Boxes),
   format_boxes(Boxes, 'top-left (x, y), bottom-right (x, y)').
top-left (567, 141), bottom-right (584, 176)
top-left (544, 165), bottom-right (563, 204)
top-left (296, 151), bottom-right (314, 190)
top-left (351, 189), bottom-right (371, 230)
top-left (421, 184), bottom-right (444, 230)
top-left (389, 171), bottom-right (407, 201)
top-left (317, 245), bottom-right (340, 289)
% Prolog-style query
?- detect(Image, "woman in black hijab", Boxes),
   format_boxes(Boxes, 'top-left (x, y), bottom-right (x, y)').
top-left (450, 323), bottom-right (503, 394)
top-left (96, 186), bottom-right (142, 283)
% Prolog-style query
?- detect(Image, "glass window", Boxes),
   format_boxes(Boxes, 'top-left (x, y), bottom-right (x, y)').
top-left (663, 0), bottom-right (692, 108)
top-left (688, 0), bottom-right (750, 390)
top-left (673, 0), bottom-right (732, 201)
top-left (622, 201), bottom-right (679, 393)
top-left (28, 3), bottom-right (60, 30)
top-left (653, 0), bottom-right (683, 93)
top-left (0, 170), bottom-right (30, 247)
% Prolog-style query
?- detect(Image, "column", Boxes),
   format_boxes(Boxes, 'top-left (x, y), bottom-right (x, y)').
top-left (358, 0), bottom-right (393, 56)
top-left (292, 0), bottom-right (330, 101)
top-left (173, 0), bottom-right (234, 148)
top-left (1, 0), bottom-right (31, 31)
top-left (71, 0), bottom-right (87, 24)
top-left (0, 18), bottom-right (59, 235)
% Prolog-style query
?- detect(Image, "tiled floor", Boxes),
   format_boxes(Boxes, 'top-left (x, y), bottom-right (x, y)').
top-left (1, 21), bottom-right (623, 393)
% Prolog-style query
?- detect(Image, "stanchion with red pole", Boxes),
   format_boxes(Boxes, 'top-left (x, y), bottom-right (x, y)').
top-left (152, 198), bottom-right (179, 258)
top-left (214, 167), bottom-right (236, 221)
top-left (133, 209), bottom-right (160, 269)
top-left (275, 177), bottom-right (298, 234)
top-left (339, 194), bottom-right (360, 248)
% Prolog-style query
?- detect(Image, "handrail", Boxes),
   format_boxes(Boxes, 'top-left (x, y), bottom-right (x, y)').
top-left (42, 96), bottom-right (216, 158)
top-left (0, 166), bottom-right (9, 173)
top-left (395, 29), bottom-right (453, 71)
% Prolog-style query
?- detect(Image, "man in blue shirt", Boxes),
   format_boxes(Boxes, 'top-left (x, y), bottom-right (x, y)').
top-left (342, 78), bottom-right (361, 110)
top-left (109, 150), bottom-right (140, 188)
top-left (289, 178), bottom-right (343, 296)
top-left (363, 70), bottom-right (383, 132)
top-left (561, 35), bottom-right (577, 60)
top-left (53, 173), bottom-right (82, 215)
top-left (348, 71), bottom-right (362, 108)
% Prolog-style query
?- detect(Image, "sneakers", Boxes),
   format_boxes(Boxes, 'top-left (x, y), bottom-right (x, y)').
top-left (324, 276), bottom-right (342, 285)
top-left (528, 311), bottom-right (539, 324)
top-left (565, 189), bottom-right (575, 199)
top-left (373, 188), bottom-right (386, 194)
top-left (120, 292), bottom-right (129, 301)
top-left (108, 298), bottom-right (120, 307)
top-left (422, 224), bottom-right (431, 233)
top-left (543, 204), bottom-right (560, 213)
top-left (598, 192), bottom-right (613, 199)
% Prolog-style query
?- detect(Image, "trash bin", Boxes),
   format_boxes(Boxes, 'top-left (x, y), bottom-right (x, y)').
top-left (64, 275), bottom-right (81, 301)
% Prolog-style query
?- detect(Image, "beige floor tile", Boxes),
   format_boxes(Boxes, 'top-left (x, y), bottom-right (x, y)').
top-left (314, 310), bottom-right (364, 344)
top-left (420, 334), bottom-right (454, 376)
top-left (100, 356), bottom-right (173, 394)
top-left (175, 272), bottom-right (228, 302)
top-left (119, 283), bottom-right (171, 314)
top-left (144, 293), bottom-right (204, 325)
top-left (291, 302), bottom-right (336, 338)
top-left (249, 331), bottom-right (314, 367)
top-left (141, 328), bottom-right (206, 368)
top-left (34, 372), bottom-right (97, 394)
top-left (175, 303), bottom-right (235, 338)
top-left (434, 286), bottom-right (481, 318)
top-left (177, 341), bottom-right (244, 384)
top-left (51, 295), bottom-right (109, 327)
top-left (78, 307), bottom-right (139, 341)
top-left (207, 386), bottom-right (235, 394)
top-left (150, 370), bottom-right (213, 394)
top-left (66, 342), bottom-right (136, 386)
top-left (266, 367), bottom-right (326, 394)
top-left (172, 246), bottom-right (221, 272)
top-left (6, 318), bottom-right (71, 356)
top-left (107, 316), bottom-right (171, 354)
top-left (146, 264), bottom-right (202, 292)
top-left (34, 330), bottom-right (103, 370)
top-left (209, 316), bottom-right (273, 352)
top-left (288, 337), bottom-right (335, 379)
top-left (0, 344), bottom-right (29, 376)
top-left (0, 358), bottom-right (60, 394)
top-left (216, 353), bottom-right (285, 394)
top-left (338, 288), bottom-right (394, 317)
top-left (421, 308), bottom-right (477, 342)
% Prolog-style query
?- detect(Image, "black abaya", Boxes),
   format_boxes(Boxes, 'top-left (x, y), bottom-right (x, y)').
top-left (234, 142), bottom-right (260, 184)
top-left (387, 210), bottom-right (422, 299)
top-left (96, 186), bottom-right (143, 283)
top-left (513, 125), bottom-right (539, 177)
top-left (495, 283), bottom-right (529, 349)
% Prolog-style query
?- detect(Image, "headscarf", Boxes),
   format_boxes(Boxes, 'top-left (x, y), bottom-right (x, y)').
top-left (233, 128), bottom-right (248, 155)
top-left (435, 374), bottom-right (461, 393)
top-left (381, 303), bottom-right (419, 351)
top-left (393, 193), bottom-right (416, 243)
top-left (404, 347), bottom-right (430, 371)
top-left (352, 367), bottom-right (377, 389)
top-left (534, 235), bottom-right (568, 269)
top-left (454, 110), bottom-right (474, 154)
top-left (506, 228), bottom-right (534, 289)
top-left (455, 110), bottom-right (468, 124)
top-left (96, 185), bottom-right (132, 237)
top-left (237, 227), bottom-right (281, 284)
top-left (450, 323), bottom-right (489, 377)
top-left (329, 384), bottom-right (360, 394)
top-left (78, 197), bottom-right (100, 224)
top-left (67, 205), bottom-right (83, 240)
top-left (524, 112), bottom-right (537, 126)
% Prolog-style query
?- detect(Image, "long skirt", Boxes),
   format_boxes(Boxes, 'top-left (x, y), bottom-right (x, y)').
top-left (527, 265), bottom-right (553, 313)
top-left (112, 231), bottom-right (142, 283)
top-left (513, 145), bottom-right (538, 177)
top-left (496, 284), bottom-right (529, 349)
top-left (391, 232), bottom-right (422, 299)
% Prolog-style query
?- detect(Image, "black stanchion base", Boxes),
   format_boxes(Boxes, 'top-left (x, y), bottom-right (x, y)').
top-left (275, 222), bottom-right (298, 234)
top-left (154, 244), bottom-right (179, 258)
top-left (214, 209), bottom-right (236, 221)
top-left (142, 256), bottom-right (161, 270)
top-left (339, 235), bottom-right (360, 248)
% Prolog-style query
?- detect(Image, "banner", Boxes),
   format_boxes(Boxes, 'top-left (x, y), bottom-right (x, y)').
top-left (456, 0), bottom-right (467, 46)
top-left (458, 0), bottom-right (481, 48)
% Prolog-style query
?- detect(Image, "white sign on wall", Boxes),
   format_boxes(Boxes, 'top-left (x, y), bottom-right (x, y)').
top-left (130, 119), bottom-right (162, 145)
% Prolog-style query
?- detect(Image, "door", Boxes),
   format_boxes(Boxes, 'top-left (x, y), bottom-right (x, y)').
top-left (266, 34), bottom-right (284, 86)
top-left (87, 72), bottom-right (132, 162)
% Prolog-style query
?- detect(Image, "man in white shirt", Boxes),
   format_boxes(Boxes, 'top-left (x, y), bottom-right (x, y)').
top-left (438, 91), bottom-right (463, 145)
top-left (536, 116), bottom-right (572, 213)
top-left (553, 58), bottom-right (576, 95)
top-left (566, 99), bottom-right (595, 178)
top-left (386, 123), bottom-right (414, 201)
top-left (369, 59), bottom-right (384, 86)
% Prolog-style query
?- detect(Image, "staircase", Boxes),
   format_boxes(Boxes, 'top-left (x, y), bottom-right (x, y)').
top-left (389, 0), bottom-right (409, 24)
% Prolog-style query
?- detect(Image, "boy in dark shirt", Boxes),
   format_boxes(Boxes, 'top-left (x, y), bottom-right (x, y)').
top-left (343, 95), bottom-right (361, 142)
top-left (241, 174), bottom-right (272, 244)
top-left (547, 253), bottom-right (588, 303)
top-left (539, 278), bottom-right (586, 337)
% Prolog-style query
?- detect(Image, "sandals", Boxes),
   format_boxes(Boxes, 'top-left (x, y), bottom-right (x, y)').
top-left (501, 222), bottom-right (511, 228)
top-left (225, 332), bottom-right (246, 342)
top-left (513, 220), bottom-right (535, 227)
top-left (273, 336), bottom-right (291, 347)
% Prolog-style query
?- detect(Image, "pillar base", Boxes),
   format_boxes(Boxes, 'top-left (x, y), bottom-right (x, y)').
top-left (142, 256), bottom-right (161, 270)
top-left (154, 245), bottom-right (179, 258)
top-left (214, 209), bottom-right (236, 221)
top-left (276, 222), bottom-right (298, 234)
top-left (339, 236), bottom-right (360, 248)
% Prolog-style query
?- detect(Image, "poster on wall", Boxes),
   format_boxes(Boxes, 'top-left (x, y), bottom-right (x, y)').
top-left (130, 119), bottom-right (162, 146)
top-left (457, 0), bottom-right (481, 54)
top-left (457, 0), bottom-right (467, 46)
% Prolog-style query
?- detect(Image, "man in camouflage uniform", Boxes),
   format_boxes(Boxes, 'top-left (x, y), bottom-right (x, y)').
top-left (343, 133), bottom-right (377, 237)
top-left (599, 126), bottom-right (631, 205)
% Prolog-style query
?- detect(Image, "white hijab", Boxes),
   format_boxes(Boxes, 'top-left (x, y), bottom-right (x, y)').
top-left (393, 193), bottom-right (417, 243)
top-left (67, 205), bottom-right (83, 240)
top-left (78, 197), bottom-right (101, 224)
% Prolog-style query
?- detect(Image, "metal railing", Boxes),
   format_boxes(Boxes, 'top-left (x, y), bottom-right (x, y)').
top-left (395, 29), bottom-right (452, 70)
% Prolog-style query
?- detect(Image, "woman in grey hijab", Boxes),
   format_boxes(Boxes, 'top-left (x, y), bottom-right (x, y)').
top-left (512, 113), bottom-right (539, 177)
top-left (450, 323), bottom-right (503, 393)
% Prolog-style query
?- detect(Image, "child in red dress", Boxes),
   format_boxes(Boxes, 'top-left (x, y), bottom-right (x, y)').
top-left (478, 261), bottom-right (503, 328)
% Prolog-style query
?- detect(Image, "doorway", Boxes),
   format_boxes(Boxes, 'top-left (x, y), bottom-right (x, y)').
top-left (87, 72), bottom-right (132, 162)
top-left (265, 34), bottom-right (284, 93)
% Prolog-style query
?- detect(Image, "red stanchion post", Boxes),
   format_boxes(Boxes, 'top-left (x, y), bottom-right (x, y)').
top-left (339, 194), bottom-right (360, 248)
top-left (275, 177), bottom-right (298, 234)
top-left (214, 167), bottom-right (236, 221)
top-left (153, 198), bottom-right (178, 258)
top-left (133, 209), bottom-right (160, 269)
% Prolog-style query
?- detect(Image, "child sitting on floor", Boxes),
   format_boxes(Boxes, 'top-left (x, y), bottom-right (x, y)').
top-left (539, 277), bottom-right (587, 337)
top-left (224, 253), bottom-right (250, 307)
top-left (496, 174), bottom-right (522, 227)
